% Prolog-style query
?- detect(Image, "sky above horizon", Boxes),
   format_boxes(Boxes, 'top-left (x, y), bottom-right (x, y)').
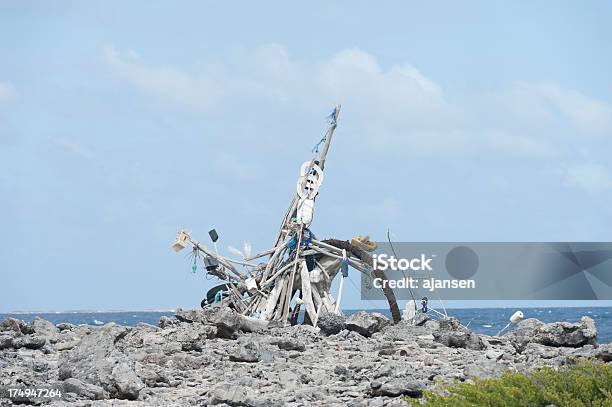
top-left (1, 1), bottom-right (612, 312)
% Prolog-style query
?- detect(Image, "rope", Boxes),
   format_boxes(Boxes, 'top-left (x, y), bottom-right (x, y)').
top-left (312, 135), bottom-right (326, 154)
top-left (311, 106), bottom-right (338, 153)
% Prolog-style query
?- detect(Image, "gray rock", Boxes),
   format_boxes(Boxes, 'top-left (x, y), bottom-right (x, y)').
top-left (162, 323), bottom-right (216, 351)
top-left (112, 362), bottom-right (146, 400)
top-left (175, 308), bottom-right (206, 323)
top-left (424, 320), bottom-right (440, 330)
top-left (32, 359), bottom-right (49, 372)
top-left (413, 313), bottom-right (431, 326)
top-left (32, 317), bottom-right (60, 343)
top-left (0, 332), bottom-right (16, 349)
top-left (346, 312), bottom-right (390, 337)
top-left (279, 370), bottom-right (300, 390)
top-left (230, 341), bottom-right (261, 363)
top-left (0, 318), bottom-right (33, 334)
top-left (56, 322), bottom-right (76, 331)
top-left (207, 307), bottom-right (243, 338)
top-left (572, 343), bottom-right (612, 362)
top-left (62, 378), bottom-right (105, 400)
top-left (334, 365), bottom-right (350, 376)
top-left (134, 362), bottom-right (178, 388)
top-left (506, 317), bottom-right (597, 350)
top-left (158, 315), bottom-right (180, 329)
top-left (464, 358), bottom-right (506, 379)
top-left (58, 323), bottom-right (144, 400)
top-left (1, 307), bottom-right (604, 406)
top-left (55, 339), bottom-right (81, 351)
top-left (270, 338), bottom-right (306, 352)
top-left (369, 379), bottom-right (423, 397)
top-left (12, 335), bottom-right (46, 349)
top-left (176, 307), bottom-right (243, 338)
top-left (433, 318), bottom-right (485, 350)
top-left (594, 343), bottom-right (612, 362)
top-left (208, 382), bottom-right (249, 406)
top-left (317, 312), bottom-right (346, 335)
top-left (485, 350), bottom-right (504, 360)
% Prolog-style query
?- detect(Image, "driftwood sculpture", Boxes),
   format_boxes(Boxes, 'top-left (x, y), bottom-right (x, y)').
top-left (172, 105), bottom-right (401, 325)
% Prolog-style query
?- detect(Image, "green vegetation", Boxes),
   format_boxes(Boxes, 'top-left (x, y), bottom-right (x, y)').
top-left (412, 360), bottom-right (612, 407)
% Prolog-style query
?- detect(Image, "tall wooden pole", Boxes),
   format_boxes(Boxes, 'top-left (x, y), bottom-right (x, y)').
top-left (271, 105), bottom-right (342, 248)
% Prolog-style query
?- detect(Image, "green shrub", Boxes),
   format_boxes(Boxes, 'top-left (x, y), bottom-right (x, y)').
top-left (413, 360), bottom-right (612, 407)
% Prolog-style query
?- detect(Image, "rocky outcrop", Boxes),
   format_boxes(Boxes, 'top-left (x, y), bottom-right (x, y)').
top-left (0, 317), bottom-right (34, 334)
top-left (0, 309), bottom-right (607, 406)
top-left (346, 311), bottom-right (390, 337)
top-left (317, 312), bottom-right (346, 335)
top-left (505, 317), bottom-right (597, 351)
top-left (176, 307), bottom-right (268, 338)
top-left (32, 316), bottom-right (60, 342)
top-left (62, 378), bottom-right (105, 400)
top-left (58, 323), bottom-right (144, 400)
top-left (433, 317), bottom-right (485, 350)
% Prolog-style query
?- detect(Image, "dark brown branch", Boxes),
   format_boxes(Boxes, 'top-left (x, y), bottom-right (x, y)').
top-left (321, 239), bottom-right (401, 323)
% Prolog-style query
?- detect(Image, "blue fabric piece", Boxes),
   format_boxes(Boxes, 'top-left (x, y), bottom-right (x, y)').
top-left (287, 237), bottom-right (298, 250)
top-left (302, 228), bottom-right (313, 248)
top-left (341, 257), bottom-right (349, 278)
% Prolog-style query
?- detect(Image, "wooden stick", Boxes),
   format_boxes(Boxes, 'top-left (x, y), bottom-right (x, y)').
top-left (318, 104), bottom-right (341, 171)
top-left (299, 260), bottom-right (317, 324)
top-left (274, 276), bottom-right (291, 320)
top-left (222, 258), bottom-right (259, 268)
top-left (321, 291), bottom-right (336, 312)
top-left (244, 247), bottom-right (277, 261)
top-left (262, 274), bottom-right (286, 320)
top-left (271, 105), bottom-right (341, 248)
top-left (191, 240), bottom-right (246, 282)
top-left (281, 227), bottom-right (303, 323)
top-left (272, 197), bottom-right (298, 248)
top-left (260, 240), bottom-right (289, 282)
top-left (261, 261), bottom-right (293, 288)
top-left (315, 260), bottom-right (331, 282)
top-left (311, 283), bottom-right (323, 311)
top-left (313, 302), bottom-right (323, 328)
top-left (309, 244), bottom-right (370, 272)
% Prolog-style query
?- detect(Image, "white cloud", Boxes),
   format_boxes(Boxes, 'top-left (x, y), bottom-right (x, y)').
top-left (319, 48), bottom-right (444, 111)
top-left (101, 44), bottom-right (612, 163)
top-left (564, 162), bottom-right (612, 194)
top-left (0, 81), bottom-right (15, 102)
top-left (317, 48), bottom-right (453, 151)
top-left (102, 45), bottom-right (218, 112)
top-left (487, 132), bottom-right (556, 158)
top-left (501, 81), bottom-right (612, 134)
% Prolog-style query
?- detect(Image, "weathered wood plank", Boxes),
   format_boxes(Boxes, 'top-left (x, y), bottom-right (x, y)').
top-left (300, 260), bottom-right (317, 324)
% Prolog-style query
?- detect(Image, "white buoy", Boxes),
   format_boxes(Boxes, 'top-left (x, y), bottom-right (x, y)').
top-left (296, 198), bottom-right (315, 226)
top-left (496, 310), bottom-right (524, 336)
top-left (510, 310), bottom-right (524, 324)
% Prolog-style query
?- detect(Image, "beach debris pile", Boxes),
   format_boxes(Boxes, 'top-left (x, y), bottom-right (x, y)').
top-left (172, 105), bottom-right (401, 325)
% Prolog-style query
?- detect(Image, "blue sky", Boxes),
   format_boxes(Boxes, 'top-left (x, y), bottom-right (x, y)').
top-left (1, 1), bottom-right (612, 312)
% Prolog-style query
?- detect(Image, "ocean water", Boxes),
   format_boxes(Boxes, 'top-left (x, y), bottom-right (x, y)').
top-left (1, 307), bottom-right (610, 343)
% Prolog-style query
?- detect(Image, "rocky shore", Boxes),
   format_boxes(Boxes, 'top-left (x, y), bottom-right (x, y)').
top-left (1, 308), bottom-right (610, 406)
